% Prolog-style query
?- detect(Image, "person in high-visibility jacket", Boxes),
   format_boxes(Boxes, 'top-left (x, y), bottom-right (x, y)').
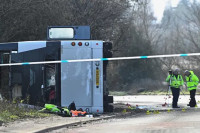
top-left (166, 69), bottom-right (184, 108)
top-left (184, 70), bottom-right (199, 107)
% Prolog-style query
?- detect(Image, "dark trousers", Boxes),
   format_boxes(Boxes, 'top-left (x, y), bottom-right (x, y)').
top-left (171, 87), bottom-right (180, 107)
top-left (189, 89), bottom-right (196, 107)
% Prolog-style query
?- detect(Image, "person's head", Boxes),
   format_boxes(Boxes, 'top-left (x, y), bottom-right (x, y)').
top-left (184, 70), bottom-right (191, 77)
top-left (173, 69), bottom-right (179, 76)
top-left (168, 70), bottom-right (173, 75)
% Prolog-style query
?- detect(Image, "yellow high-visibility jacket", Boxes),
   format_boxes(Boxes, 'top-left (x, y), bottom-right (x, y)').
top-left (185, 71), bottom-right (199, 91)
top-left (166, 74), bottom-right (184, 88)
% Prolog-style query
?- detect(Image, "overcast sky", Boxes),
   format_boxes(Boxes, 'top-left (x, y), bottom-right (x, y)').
top-left (151, 0), bottom-right (180, 22)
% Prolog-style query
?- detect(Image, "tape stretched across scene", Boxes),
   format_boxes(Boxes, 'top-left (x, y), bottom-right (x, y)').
top-left (0, 53), bottom-right (200, 67)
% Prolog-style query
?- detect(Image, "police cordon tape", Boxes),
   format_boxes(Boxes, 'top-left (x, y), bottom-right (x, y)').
top-left (0, 53), bottom-right (200, 66)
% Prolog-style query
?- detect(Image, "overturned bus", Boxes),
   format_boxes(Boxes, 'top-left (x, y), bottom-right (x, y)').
top-left (0, 26), bottom-right (113, 113)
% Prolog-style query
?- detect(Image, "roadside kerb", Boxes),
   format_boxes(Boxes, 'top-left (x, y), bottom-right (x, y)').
top-left (35, 105), bottom-right (200, 133)
top-left (1, 106), bottom-right (198, 133)
top-left (34, 113), bottom-right (131, 133)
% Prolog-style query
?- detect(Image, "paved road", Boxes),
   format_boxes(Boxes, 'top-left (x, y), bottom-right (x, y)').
top-left (114, 95), bottom-right (200, 109)
top-left (53, 109), bottom-right (200, 133)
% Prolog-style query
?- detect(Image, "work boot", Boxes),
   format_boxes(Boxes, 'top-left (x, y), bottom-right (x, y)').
top-left (173, 106), bottom-right (180, 108)
top-left (190, 105), bottom-right (196, 107)
top-left (190, 102), bottom-right (196, 107)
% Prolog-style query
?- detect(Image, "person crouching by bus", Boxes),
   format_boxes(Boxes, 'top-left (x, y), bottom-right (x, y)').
top-left (166, 69), bottom-right (184, 108)
top-left (184, 70), bottom-right (199, 107)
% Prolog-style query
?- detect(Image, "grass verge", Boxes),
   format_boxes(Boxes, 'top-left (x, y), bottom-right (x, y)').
top-left (0, 101), bottom-right (51, 124)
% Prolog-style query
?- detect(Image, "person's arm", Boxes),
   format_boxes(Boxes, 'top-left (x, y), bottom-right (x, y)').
top-left (195, 75), bottom-right (199, 82)
top-left (166, 75), bottom-right (171, 82)
top-left (180, 75), bottom-right (184, 85)
top-left (192, 75), bottom-right (199, 85)
top-left (185, 76), bottom-right (188, 82)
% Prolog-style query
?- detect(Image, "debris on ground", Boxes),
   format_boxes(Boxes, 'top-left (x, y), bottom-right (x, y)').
top-left (39, 103), bottom-right (89, 117)
top-left (39, 104), bottom-right (71, 117)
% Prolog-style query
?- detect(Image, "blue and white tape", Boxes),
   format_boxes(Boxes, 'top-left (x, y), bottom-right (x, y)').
top-left (0, 53), bottom-right (199, 67)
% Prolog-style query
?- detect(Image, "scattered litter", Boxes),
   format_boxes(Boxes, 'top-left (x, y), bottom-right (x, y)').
top-left (39, 102), bottom-right (89, 117)
top-left (153, 110), bottom-right (160, 114)
top-left (162, 102), bottom-right (167, 107)
top-left (163, 95), bottom-right (171, 107)
top-left (86, 114), bottom-right (93, 118)
top-left (146, 110), bottom-right (151, 115)
top-left (182, 108), bottom-right (186, 112)
top-left (122, 109), bottom-right (127, 113)
top-left (137, 105), bottom-right (150, 109)
top-left (128, 106), bottom-right (136, 110)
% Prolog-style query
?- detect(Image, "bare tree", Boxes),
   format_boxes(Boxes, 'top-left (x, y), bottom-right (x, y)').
top-left (0, 0), bottom-right (130, 42)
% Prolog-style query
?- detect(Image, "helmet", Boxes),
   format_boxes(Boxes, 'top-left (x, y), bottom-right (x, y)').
top-left (184, 70), bottom-right (190, 77)
top-left (173, 68), bottom-right (179, 76)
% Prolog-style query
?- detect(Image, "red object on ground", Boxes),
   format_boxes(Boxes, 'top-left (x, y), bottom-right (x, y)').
top-left (126, 103), bottom-right (131, 106)
top-left (162, 102), bottom-right (167, 107)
